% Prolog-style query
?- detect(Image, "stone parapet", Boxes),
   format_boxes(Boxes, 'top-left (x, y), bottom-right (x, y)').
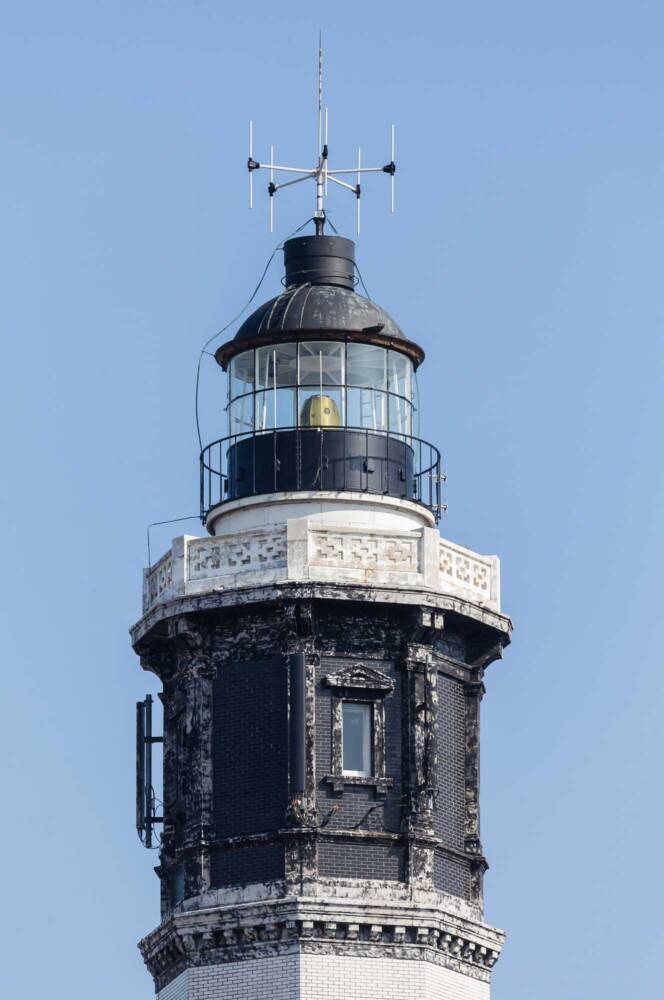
top-left (142, 522), bottom-right (500, 616)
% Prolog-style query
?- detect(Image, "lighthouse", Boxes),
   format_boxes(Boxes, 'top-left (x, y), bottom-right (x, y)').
top-left (131, 52), bottom-right (512, 1000)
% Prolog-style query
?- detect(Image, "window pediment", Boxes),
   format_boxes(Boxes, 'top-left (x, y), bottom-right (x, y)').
top-left (323, 664), bottom-right (394, 694)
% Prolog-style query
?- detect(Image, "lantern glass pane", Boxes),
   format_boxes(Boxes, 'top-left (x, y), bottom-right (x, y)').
top-left (347, 343), bottom-right (386, 390)
top-left (342, 702), bottom-right (371, 776)
top-left (230, 351), bottom-right (254, 400)
top-left (256, 343), bottom-right (298, 390)
top-left (299, 342), bottom-right (344, 386)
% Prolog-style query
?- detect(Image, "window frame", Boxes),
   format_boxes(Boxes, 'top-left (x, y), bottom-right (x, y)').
top-left (323, 663), bottom-right (395, 798)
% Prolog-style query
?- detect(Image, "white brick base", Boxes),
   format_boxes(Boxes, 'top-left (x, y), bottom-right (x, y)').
top-left (156, 969), bottom-right (190, 1000)
top-left (157, 954), bottom-right (489, 1000)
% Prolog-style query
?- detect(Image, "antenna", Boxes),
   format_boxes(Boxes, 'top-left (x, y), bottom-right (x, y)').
top-left (390, 124), bottom-right (396, 212)
top-left (356, 147), bottom-right (361, 236)
top-left (248, 120), bottom-right (253, 208)
top-left (247, 33), bottom-right (397, 236)
top-left (136, 694), bottom-right (163, 848)
top-left (317, 30), bottom-right (323, 160)
top-left (269, 144), bottom-right (275, 233)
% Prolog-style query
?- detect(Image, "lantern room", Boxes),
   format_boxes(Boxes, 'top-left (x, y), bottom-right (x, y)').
top-left (201, 235), bottom-right (442, 526)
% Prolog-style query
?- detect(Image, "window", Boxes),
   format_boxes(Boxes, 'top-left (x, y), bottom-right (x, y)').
top-left (170, 864), bottom-right (185, 907)
top-left (227, 342), bottom-right (415, 438)
top-left (347, 343), bottom-right (386, 390)
top-left (323, 663), bottom-right (395, 797)
top-left (254, 387), bottom-right (298, 431)
top-left (299, 341), bottom-right (344, 386)
top-left (342, 702), bottom-right (371, 776)
top-left (388, 392), bottom-right (412, 437)
top-left (387, 350), bottom-right (412, 398)
top-left (256, 344), bottom-right (297, 390)
top-left (229, 350), bottom-right (255, 399)
top-left (347, 386), bottom-right (387, 431)
top-left (229, 394), bottom-right (254, 434)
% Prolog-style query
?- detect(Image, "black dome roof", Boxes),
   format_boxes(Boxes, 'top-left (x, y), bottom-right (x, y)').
top-left (215, 235), bottom-right (424, 369)
top-left (234, 282), bottom-right (406, 342)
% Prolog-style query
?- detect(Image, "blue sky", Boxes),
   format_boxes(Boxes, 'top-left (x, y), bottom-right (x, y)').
top-left (1, 3), bottom-right (663, 998)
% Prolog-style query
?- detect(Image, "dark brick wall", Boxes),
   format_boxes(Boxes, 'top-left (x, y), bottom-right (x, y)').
top-left (315, 604), bottom-right (407, 660)
top-left (213, 658), bottom-right (288, 838)
top-left (433, 670), bottom-right (470, 899)
top-left (315, 665), bottom-right (332, 778)
top-left (210, 842), bottom-right (285, 887)
top-left (434, 673), bottom-right (466, 853)
top-left (383, 676), bottom-right (403, 833)
top-left (433, 849), bottom-right (471, 899)
top-left (319, 839), bottom-right (405, 881)
top-left (434, 633), bottom-right (466, 661)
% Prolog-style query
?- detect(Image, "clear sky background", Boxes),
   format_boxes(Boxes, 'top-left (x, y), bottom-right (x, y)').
top-left (1, 3), bottom-right (663, 998)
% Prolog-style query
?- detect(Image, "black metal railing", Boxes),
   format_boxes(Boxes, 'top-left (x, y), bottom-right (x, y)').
top-left (200, 425), bottom-right (443, 523)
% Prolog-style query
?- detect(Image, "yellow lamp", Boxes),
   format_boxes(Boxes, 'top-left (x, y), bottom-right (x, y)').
top-left (300, 394), bottom-right (341, 427)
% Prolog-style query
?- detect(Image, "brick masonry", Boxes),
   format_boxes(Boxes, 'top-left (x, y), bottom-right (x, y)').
top-left (158, 954), bottom-right (489, 1000)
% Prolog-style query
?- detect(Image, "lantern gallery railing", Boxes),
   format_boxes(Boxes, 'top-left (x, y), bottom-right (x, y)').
top-left (200, 425), bottom-right (443, 522)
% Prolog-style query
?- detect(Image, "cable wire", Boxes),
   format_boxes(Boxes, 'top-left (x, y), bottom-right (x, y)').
top-left (147, 220), bottom-right (316, 567)
top-left (353, 259), bottom-right (372, 300)
top-left (147, 515), bottom-right (200, 568)
top-left (195, 217), bottom-right (316, 451)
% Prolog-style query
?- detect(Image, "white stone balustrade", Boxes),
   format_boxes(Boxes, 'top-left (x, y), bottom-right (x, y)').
top-left (142, 522), bottom-right (500, 615)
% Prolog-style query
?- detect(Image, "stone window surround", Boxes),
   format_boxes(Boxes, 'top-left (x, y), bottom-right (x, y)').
top-left (323, 665), bottom-right (395, 798)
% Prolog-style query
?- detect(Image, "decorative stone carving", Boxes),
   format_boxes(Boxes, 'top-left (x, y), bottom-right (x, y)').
top-left (146, 551), bottom-right (174, 606)
top-left (188, 529), bottom-right (287, 579)
top-left (141, 522), bottom-right (502, 617)
top-left (323, 664), bottom-right (395, 693)
top-left (464, 682), bottom-right (483, 856)
top-left (401, 649), bottom-right (437, 838)
top-left (439, 541), bottom-right (496, 605)
top-left (310, 530), bottom-right (419, 573)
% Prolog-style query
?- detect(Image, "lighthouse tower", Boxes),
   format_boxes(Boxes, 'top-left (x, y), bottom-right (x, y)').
top-left (131, 57), bottom-right (512, 1000)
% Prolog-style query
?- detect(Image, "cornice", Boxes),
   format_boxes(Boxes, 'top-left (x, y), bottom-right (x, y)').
top-left (132, 582), bottom-right (512, 649)
top-left (139, 897), bottom-right (504, 991)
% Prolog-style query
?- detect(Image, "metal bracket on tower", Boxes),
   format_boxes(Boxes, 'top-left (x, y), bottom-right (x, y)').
top-left (136, 694), bottom-right (163, 848)
top-left (247, 33), bottom-right (396, 234)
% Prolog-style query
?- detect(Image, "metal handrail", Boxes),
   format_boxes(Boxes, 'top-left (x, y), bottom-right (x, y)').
top-left (200, 424), bottom-right (443, 523)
